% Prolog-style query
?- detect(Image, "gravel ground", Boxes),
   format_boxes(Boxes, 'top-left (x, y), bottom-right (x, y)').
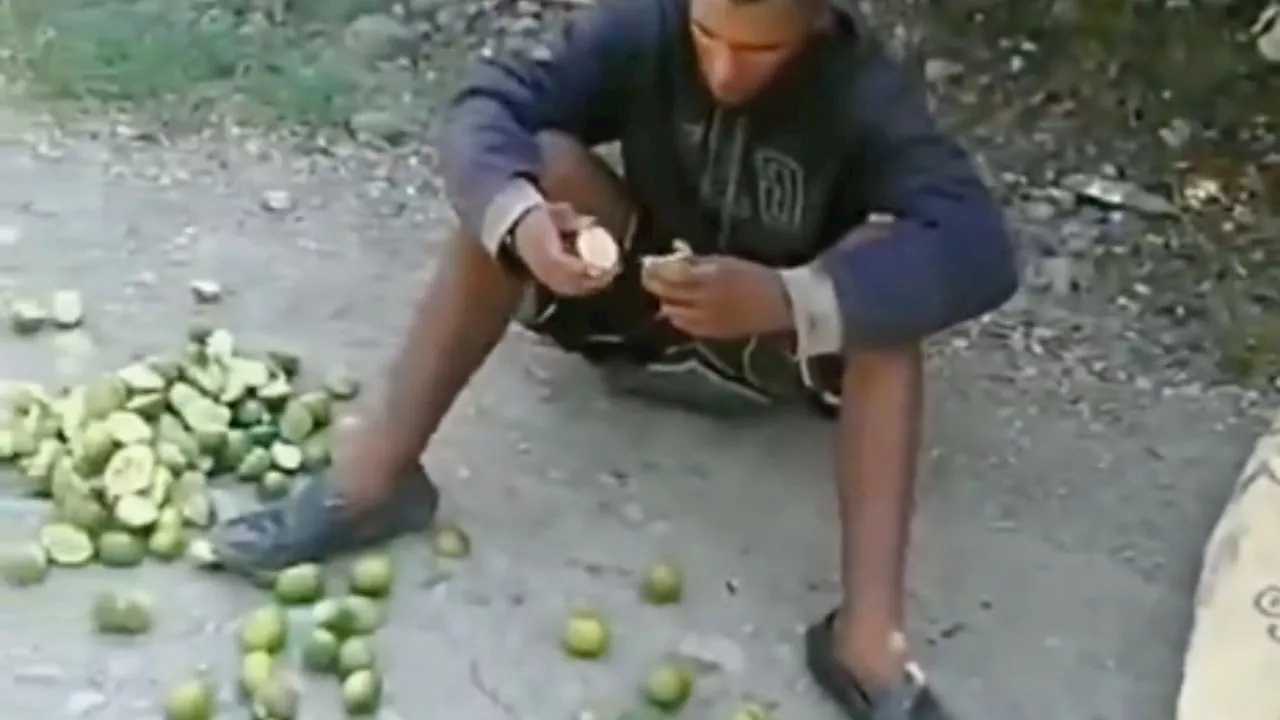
top-left (0, 85), bottom-right (1271, 720)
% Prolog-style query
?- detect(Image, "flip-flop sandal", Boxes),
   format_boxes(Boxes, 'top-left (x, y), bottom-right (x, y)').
top-left (805, 610), bottom-right (954, 720)
top-left (208, 465), bottom-right (439, 576)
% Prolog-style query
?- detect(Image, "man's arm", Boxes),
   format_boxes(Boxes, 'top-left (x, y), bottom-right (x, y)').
top-left (778, 41), bottom-right (1017, 357)
top-left (437, 0), bottom-right (656, 254)
top-left (780, 41), bottom-right (1018, 696)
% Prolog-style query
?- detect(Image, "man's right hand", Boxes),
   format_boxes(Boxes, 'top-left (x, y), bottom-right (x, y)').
top-left (512, 202), bottom-right (616, 296)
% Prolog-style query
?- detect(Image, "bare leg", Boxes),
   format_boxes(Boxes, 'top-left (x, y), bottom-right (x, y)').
top-left (208, 133), bottom-right (638, 573)
top-left (360, 133), bottom-right (638, 483)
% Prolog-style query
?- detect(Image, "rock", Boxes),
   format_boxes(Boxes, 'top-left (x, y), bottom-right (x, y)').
top-left (343, 14), bottom-right (417, 64)
top-left (348, 110), bottom-right (413, 145)
top-left (260, 189), bottom-right (295, 213)
top-left (1060, 174), bottom-right (1177, 217)
top-left (189, 279), bottom-right (223, 304)
top-left (674, 633), bottom-right (745, 675)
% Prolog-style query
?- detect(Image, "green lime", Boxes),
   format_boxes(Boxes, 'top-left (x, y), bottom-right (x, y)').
top-left (147, 525), bottom-right (187, 561)
top-left (431, 523), bottom-right (472, 559)
top-left (97, 530), bottom-right (146, 568)
top-left (0, 542), bottom-right (49, 587)
top-left (640, 560), bottom-right (683, 604)
top-left (251, 670), bottom-right (300, 720)
top-left (273, 563), bottom-right (324, 604)
top-left (257, 470), bottom-right (292, 501)
top-left (162, 679), bottom-right (213, 720)
top-left (239, 651), bottom-right (276, 696)
top-left (312, 597), bottom-right (356, 637)
top-left (347, 551), bottom-right (394, 597)
top-left (238, 605), bottom-right (287, 653)
top-left (343, 594), bottom-right (385, 634)
top-left (342, 669), bottom-right (383, 715)
top-left (337, 635), bottom-right (377, 677)
top-left (91, 590), bottom-right (154, 635)
top-left (731, 700), bottom-right (772, 720)
top-left (642, 662), bottom-right (693, 710)
top-left (561, 609), bottom-right (610, 659)
top-left (301, 627), bottom-right (341, 673)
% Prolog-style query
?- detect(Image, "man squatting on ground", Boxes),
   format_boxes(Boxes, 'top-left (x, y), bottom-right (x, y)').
top-left (210, 0), bottom-right (1019, 715)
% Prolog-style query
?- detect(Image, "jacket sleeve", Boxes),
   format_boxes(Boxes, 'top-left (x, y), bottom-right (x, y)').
top-left (436, 0), bottom-right (654, 252)
top-left (781, 43), bottom-right (1018, 352)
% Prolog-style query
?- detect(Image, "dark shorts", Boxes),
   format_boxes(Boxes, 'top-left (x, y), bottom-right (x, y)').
top-left (513, 211), bottom-right (843, 416)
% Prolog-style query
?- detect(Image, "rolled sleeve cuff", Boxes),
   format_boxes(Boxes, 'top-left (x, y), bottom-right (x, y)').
top-left (479, 179), bottom-right (545, 254)
top-left (779, 263), bottom-right (843, 358)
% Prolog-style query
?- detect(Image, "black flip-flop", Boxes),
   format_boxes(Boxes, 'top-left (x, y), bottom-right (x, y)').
top-left (208, 465), bottom-right (440, 576)
top-left (805, 610), bottom-right (953, 720)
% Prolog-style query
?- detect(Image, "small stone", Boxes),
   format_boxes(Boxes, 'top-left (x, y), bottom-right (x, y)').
top-left (189, 279), bottom-right (223, 304)
top-left (348, 110), bottom-right (412, 146)
top-left (65, 688), bottom-right (107, 716)
top-left (674, 633), bottom-right (746, 675)
top-left (343, 14), bottom-right (416, 64)
top-left (260, 189), bottom-right (295, 213)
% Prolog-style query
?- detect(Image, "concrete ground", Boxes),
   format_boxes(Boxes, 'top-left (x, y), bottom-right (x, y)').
top-left (0, 109), bottom-right (1266, 719)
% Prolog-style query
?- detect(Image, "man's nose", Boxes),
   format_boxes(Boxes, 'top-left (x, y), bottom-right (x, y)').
top-left (706, 48), bottom-right (739, 96)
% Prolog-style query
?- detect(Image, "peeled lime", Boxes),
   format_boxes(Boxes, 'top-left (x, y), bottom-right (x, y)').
top-left (562, 609), bottom-right (610, 659)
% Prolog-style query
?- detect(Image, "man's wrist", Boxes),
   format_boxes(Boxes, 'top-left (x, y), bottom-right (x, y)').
top-left (479, 178), bottom-right (545, 255)
top-left (778, 263), bottom-right (843, 358)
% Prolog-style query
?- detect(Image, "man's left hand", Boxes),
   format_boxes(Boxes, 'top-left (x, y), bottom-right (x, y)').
top-left (642, 255), bottom-right (793, 340)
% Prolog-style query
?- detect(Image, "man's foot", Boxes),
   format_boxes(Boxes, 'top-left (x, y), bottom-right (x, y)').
top-left (208, 465), bottom-right (440, 575)
top-left (805, 611), bottom-right (954, 720)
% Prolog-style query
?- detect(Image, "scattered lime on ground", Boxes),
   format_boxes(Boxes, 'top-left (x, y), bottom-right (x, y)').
top-left (273, 563), bottom-right (325, 604)
top-left (239, 651), bottom-right (277, 696)
top-left (562, 609), bottom-right (611, 659)
top-left (731, 700), bottom-right (772, 720)
top-left (343, 595), bottom-right (385, 634)
top-left (40, 523), bottom-right (95, 566)
top-left (337, 635), bottom-right (377, 676)
top-left (302, 627), bottom-right (341, 673)
top-left (313, 597), bottom-right (357, 637)
top-left (342, 669), bottom-right (383, 715)
top-left (347, 551), bottom-right (394, 597)
top-left (92, 589), bottom-right (154, 635)
top-left (642, 662), bottom-right (694, 710)
top-left (640, 560), bottom-right (683, 605)
top-left (431, 522), bottom-right (472, 559)
top-left (147, 525), bottom-right (187, 560)
top-left (97, 530), bottom-right (146, 567)
top-left (251, 670), bottom-right (300, 720)
top-left (0, 542), bottom-right (50, 587)
top-left (239, 605), bottom-right (288, 653)
top-left (163, 679), bottom-right (214, 720)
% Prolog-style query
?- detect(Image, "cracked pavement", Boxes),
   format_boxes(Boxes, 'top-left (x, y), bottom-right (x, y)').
top-left (0, 108), bottom-right (1266, 719)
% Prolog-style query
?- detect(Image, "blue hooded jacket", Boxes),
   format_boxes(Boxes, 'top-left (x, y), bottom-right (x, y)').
top-left (437, 0), bottom-right (1017, 347)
